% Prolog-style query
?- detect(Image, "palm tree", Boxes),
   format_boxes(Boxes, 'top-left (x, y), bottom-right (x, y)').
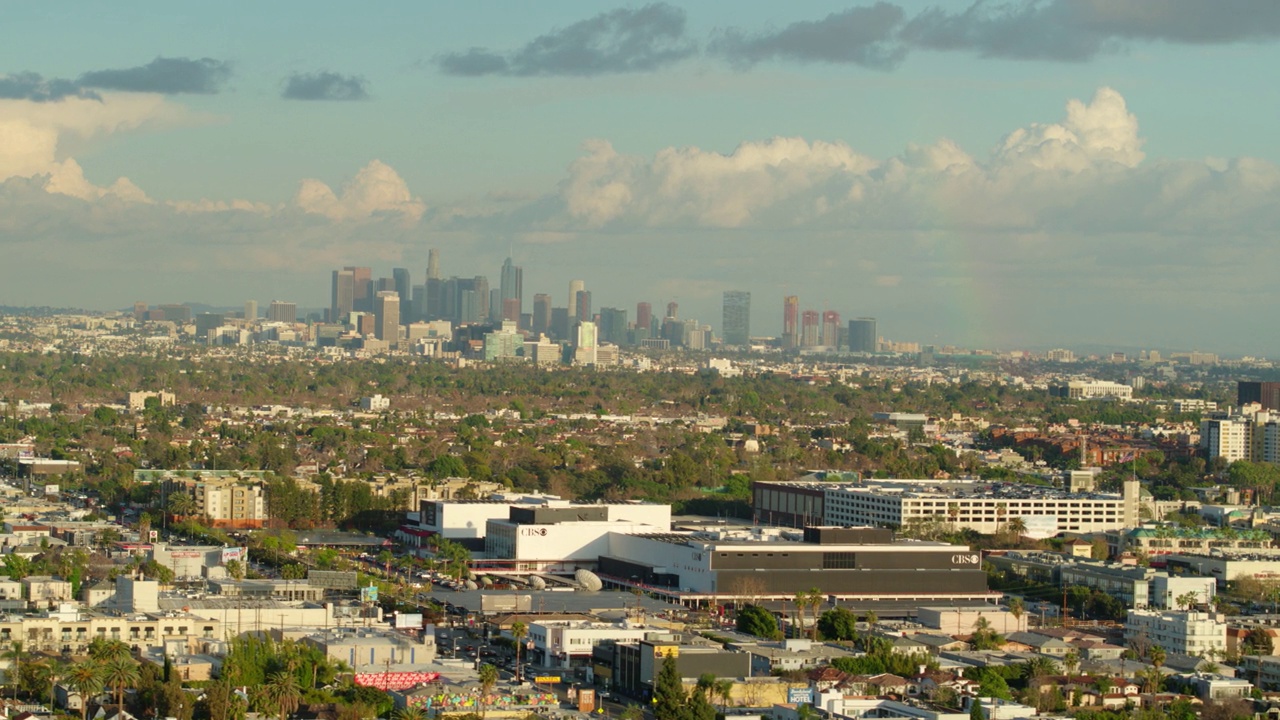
top-left (805, 588), bottom-right (823, 640)
top-left (1007, 597), bottom-right (1025, 628)
top-left (1062, 650), bottom-right (1080, 678)
top-left (478, 663), bottom-right (499, 718)
top-left (792, 591), bottom-right (807, 640)
top-left (68, 661), bottom-right (105, 720)
top-left (714, 678), bottom-right (735, 713)
top-left (89, 638), bottom-right (133, 664)
top-left (103, 657), bottom-right (140, 711)
top-left (393, 707), bottom-right (427, 720)
top-left (511, 622), bottom-right (528, 682)
top-left (265, 671), bottom-right (302, 720)
top-left (1145, 646), bottom-right (1166, 693)
top-left (2, 640), bottom-right (25, 701)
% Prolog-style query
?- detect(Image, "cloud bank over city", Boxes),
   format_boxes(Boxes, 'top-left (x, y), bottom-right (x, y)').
top-left (1, 2), bottom-right (1279, 353)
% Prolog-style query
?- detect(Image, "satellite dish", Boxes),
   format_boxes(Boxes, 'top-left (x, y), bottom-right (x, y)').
top-left (574, 569), bottom-right (603, 592)
top-left (529, 576), bottom-right (547, 590)
top-left (464, 579), bottom-right (479, 590)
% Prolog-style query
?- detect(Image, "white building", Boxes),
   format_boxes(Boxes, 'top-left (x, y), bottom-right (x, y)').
top-left (359, 394), bottom-right (390, 411)
top-left (1049, 380), bottom-right (1133, 401)
top-left (755, 478), bottom-right (1141, 537)
top-left (1201, 417), bottom-right (1253, 463)
top-left (528, 620), bottom-right (652, 668)
top-left (485, 520), bottom-right (667, 563)
top-left (1125, 610), bottom-right (1227, 657)
top-left (414, 494), bottom-right (670, 546)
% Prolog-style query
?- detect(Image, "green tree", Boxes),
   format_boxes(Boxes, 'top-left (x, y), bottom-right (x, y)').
top-left (478, 664), bottom-right (498, 718)
top-left (511, 622), bottom-right (528, 682)
top-left (735, 604), bottom-right (781, 640)
top-left (103, 657), bottom-right (140, 711)
top-left (68, 661), bottom-right (105, 720)
top-left (970, 697), bottom-right (984, 720)
top-left (817, 607), bottom-right (859, 642)
top-left (265, 671), bottom-right (301, 720)
top-left (652, 654), bottom-right (688, 720)
top-left (225, 559), bottom-right (245, 580)
top-left (2, 640), bottom-right (25, 701)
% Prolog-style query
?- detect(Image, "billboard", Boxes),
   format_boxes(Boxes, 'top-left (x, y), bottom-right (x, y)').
top-left (354, 671), bottom-right (440, 690)
top-left (221, 547), bottom-right (246, 564)
top-left (360, 585), bottom-right (379, 603)
top-left (395, 613), bottom-right (423, 629)
top-left (308, 570), bottom-right (359, 589)
top-left (480, 594), bottom-right (532, 613)
top-left (43, 484), bottom-right (59, 495)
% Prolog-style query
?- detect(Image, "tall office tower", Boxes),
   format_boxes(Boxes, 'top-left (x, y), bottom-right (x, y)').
top-left (574, 290), bottom-right (592, 322)
top-left (375, 277), bottom-right (395, 294)
top-left (599, 307), bottom-right (628, 345)
top-left (195, 313), bottom-right (225, 342)
top-left (490, 288), bottom-right (502, 323)
top-left (783, 295), bottom-right (799, 348)
top-left (848, 317), bottom-right (877, 353)
top-left (410, 284), bottom-right (425, 323)
top-left (426, 277), bottom-right (445, 320)
top-left (244, 300), bottom-right (257, 321)
top-left (821, 310), bottom-right (841, 348)
top-left (458, 289), bottom-right (479, 325)
top-left (551, 307), bottom-right (570, 340)
top-left (636, 302), bottom-right (652, 333)
top-left (575, 320), bottom-right (599, 365)
top-left (568, 280), bottom-right (585, 310)
top-left (800, 310), bottom-right (820, 347)
top-left (345, 266), bottom-right (372, 312)
top-left (722, 290), bottom-right (751, 346)
top-left (393, 268), bottom-right (411, 306)
top-left (375, 291), bottom-right (400, 342)
top-left (473, 276), bottom-right (491, 322)
top-left (666, 301), bottom-right (678, 320)
top-left (533, 294), bottom-right (552, 334)
top-left (331, 268), bottom-right (355, 323)
top-left (133, 302), bottom-right (148, 321)
top-left (427, 248), bottom-right (441, 280)
top-left (1239, 381), bottom-right (1280, 411)
top-left (500, 257), bottom-right (523, 320)
top-left (502, 298), bottom-right (521, 323)
top-left (661, 317), bottom-right (684, 346)
top-left (268, 301), bottom-right (297, 323)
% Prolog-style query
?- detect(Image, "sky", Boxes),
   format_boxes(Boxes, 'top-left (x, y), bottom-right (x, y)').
top-left (3, 1), bottom-right (1280, 355)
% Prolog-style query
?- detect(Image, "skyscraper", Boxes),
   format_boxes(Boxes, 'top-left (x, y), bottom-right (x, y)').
top-left (244, 300), bottom-right (257, 321)
top-left (666, 301), bottom-right (678, 320)
top-left (783, 295), bottom-right (799, 348)
top-left (722, 290), bottom-right (751, 346)
top-left (636, 302), bottom-right (652, 334)
top-left (267, 301), bottom-right (297, 323)
top-left (331, 269), bottom-right (355, 323)
top-left (821, 310), bottom-right (841, 348)
top-left (599, 307), bottom-right (628, 345)
top-left (375, 291), bottom-right (400, 342)
top-left (568, 280), bottom-right (585, 311)
top-left (427, 248), bottom-right (440, 280)
top-left (393, 268), bottom-right (411, 306)
top-left (533, 293), bottom-right (552, 334)
top-left (848, 317), bottom-right (877, 353)
top-left (801, 310), bottom-right (820, 347)
top-left (500, 257), bottom-right (523, 320)
top-left (575, 290), bottom-right (592, 323)
top-left (345, 266), bottom-right (372, 313)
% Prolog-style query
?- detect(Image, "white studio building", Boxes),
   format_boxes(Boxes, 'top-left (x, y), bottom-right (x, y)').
top-left (1125, 610), bottom-right (1228, 657)
top-left (528, 620), bottom-right (653, 669)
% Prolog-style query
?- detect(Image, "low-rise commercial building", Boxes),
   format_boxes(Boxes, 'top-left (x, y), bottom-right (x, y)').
top-left (1124, 610), bottom-right (1227, 657)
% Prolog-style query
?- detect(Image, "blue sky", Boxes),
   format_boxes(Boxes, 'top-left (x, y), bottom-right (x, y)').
top-left (3, 2), bottom-right (1280, 354)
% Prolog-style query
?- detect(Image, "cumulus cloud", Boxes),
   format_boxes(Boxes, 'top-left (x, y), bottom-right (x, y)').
top-left (294, 160), bottom-right (426, 222)
top-left (78, 57), bottom-right (231, 94)
top-left (712, 3), bottom-right (907, 70)
top-left (437, 3), bottom-right (696, 76)
top-left (281, 71), bottom-right (369, 101)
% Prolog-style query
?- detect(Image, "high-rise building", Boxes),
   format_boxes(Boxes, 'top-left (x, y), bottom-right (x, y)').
top-left (636, 302), bottom-right (652, 334)
top-left (783, 295), bottom-right (799, 348)
top-left (1239, 382), bottom-right (1280, 411)
top-left (425, 277), bottom-right (445, 320)
top-left (574, 320), bottom-right (598, 365)
top-left (500, 257), bottom-right (523, 320)
top-left (666, 301), bottom-right (678, 320)
top-left (244, 300), bottom-right (257, 321)
top-left (393, 268), bottom-right (411, 307)
top-left (1201, 417), bottom-right (1253, 463)
top-left (575, 290), bottom-right (592, 323)
top-left (345, 266), bottom-right (372, 313)
top-left (410, 284), bottom-right (425, 323)
top-left (722, 290), bottom-right (751, 346)
top-left (551, 308), bottom-right (570, 340)
top-left (800, 310), bottom-right (820, 347)
top-left (848, 317), bottom-right (877, 353)
top-left (133, 302), bottom-right (148, 321)
top-left (375, 291), bottom-right (400, 342)
top-left (533, 294), bottom-right (552, 334)
top-left (267, 301), bottom-right (297, 323)
top-left (331, 269), bottom-right (355, 323)
top-left (502, 298), bottom-right (521, 323)
top-left (195, 313), bottom-right (225, 341)
top-left (568, 280), bottom-right (585, 311)
top-left (159, 304), bottom-right (193, 323)
top-left (599, 307), bottom-right (628, 346)
top-left (427, 248), bottom-right (441, 280)
top-left (821, 311), bottom-right (841, 348)
top-left (490, 288), bottom-right (502, 323)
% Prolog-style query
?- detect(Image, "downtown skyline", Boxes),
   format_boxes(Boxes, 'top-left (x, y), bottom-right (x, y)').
top-left (3, 3), bottom-right (1280, 355)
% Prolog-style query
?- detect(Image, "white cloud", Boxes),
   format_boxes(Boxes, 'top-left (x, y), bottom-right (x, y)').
top-left (294, 160), bottom-right (426, 222)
